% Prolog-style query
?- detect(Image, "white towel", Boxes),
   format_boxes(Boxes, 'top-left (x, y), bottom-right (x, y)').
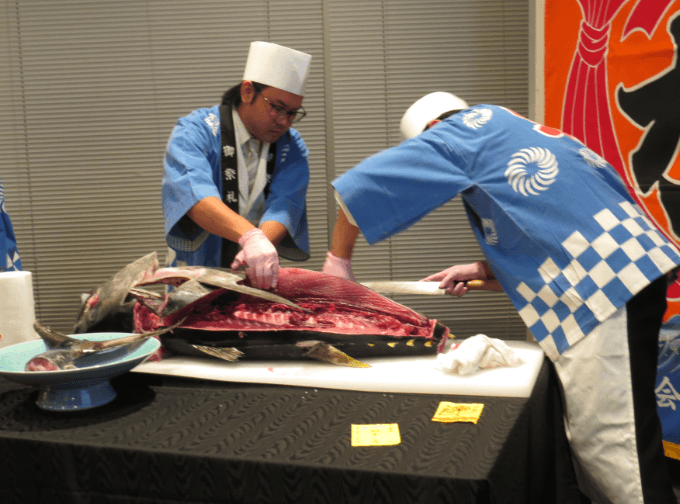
top-left (436, 334), bottom-right (522, 375)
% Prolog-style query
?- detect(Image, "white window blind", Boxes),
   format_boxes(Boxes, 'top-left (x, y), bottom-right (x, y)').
top-left (1, 0), bottom-right (528, 340)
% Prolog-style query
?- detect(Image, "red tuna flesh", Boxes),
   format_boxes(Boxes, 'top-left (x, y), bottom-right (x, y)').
top-left (134, 268), bottom-right (447, 343)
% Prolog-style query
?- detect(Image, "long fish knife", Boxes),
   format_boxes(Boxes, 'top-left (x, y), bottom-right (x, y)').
top-left (360, 280), bottom-right (488, 296)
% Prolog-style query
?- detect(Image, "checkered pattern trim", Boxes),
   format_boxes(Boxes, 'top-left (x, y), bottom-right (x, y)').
top-left (515, 201), bottom-right (680, 360)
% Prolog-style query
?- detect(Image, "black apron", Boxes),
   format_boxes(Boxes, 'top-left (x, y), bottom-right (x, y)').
top-left (219, 104), bottom-right (276, 267)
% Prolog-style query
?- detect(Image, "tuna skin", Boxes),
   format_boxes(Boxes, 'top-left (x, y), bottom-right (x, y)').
top-left (72, 252), bottom-right (450, 363)
top-left (135, 268), bottom-right (440, 337)
top-left (133, 268), bottom-right (450, 361)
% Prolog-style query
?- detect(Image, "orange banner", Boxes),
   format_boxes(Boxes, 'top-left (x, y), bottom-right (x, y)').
top-left (544, 0), bottom-right (680, 319)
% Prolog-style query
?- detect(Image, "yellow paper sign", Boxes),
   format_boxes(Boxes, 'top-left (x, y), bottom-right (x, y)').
top-left (432, 402), bottom-right (484, 424)
top-left (351, 423), bottom-right (401, 447)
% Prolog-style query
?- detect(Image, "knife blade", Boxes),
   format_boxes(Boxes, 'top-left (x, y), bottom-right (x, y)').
top-left (360, 280), bottom-right (488, 296)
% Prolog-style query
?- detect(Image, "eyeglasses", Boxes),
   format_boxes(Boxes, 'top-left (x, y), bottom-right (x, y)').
top-left (261, 95), bottom-right (307, 123)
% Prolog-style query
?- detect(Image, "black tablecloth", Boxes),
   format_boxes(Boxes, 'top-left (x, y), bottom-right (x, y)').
top-left (0, 358), bottom-right (582, 504)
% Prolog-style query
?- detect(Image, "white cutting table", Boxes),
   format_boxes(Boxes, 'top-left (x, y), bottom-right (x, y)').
top-left (132, 340), bottom-right (545, 398)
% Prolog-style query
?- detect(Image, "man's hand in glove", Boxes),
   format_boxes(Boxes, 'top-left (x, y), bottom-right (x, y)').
top-left (231, 228), bottom-right (280, 290)
top-left (322, 251), bottom-right (355, 281)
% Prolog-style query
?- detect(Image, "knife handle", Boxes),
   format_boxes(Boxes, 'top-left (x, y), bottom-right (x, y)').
top-left (465, 280), bottom-right (485, 289)
top-left (465, 279), bottom-right (502, 291)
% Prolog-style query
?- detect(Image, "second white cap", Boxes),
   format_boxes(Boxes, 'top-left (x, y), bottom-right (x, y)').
top-left (400, 92), bottom-right (469, 139)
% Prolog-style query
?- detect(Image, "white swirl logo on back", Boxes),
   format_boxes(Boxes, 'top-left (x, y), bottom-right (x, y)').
top-left (505, 147), bottom-right (559, 196)
top-left (579, 147), bottom-right (607, 168)
top-left (462, 108), bottom-right (493, 129)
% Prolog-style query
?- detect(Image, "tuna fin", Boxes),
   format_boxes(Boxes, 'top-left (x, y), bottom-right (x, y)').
top-left (298, 341), bottom-right (371, 368)
top-left (192, 345), bottom-right (244, 362)
top-left (194, 273), bottom-right (312, 313)
top-left (34, 321), bottom-right (83, 348)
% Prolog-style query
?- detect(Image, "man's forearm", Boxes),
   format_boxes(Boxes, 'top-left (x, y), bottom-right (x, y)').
top-left (186, 196), bottom-right (254, 243)
top-left (260, 220), bottom-right (288, 246)
top-left (331, 208), bottom-right (360, 259)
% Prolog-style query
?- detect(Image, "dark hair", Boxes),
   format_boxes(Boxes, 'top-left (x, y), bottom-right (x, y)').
top-left (436, 109), bottom-right (464, 121)
top-left (423, 109), bottom-right (465, 133)
top-left (221, 82), bottom-right (269, 107)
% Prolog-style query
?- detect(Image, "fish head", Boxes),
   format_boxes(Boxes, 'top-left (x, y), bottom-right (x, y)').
top-left (73, 252), bottom-right (160, 334)
top-left (25, 335), bottom-right (155, 371)
top-left (25, 348), bottom-right (77, 371)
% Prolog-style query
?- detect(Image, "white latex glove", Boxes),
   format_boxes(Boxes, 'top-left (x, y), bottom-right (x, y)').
top-left (436, 334), bottom-right (521, 375)
top-left (321, 251), bottom-right (355, 281)
top-left (420, 261), bottom-right (491, 297)
top-left (231, 228), bottom-right (280, 290)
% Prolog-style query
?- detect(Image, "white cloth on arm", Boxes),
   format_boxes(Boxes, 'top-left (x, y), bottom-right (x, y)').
top-left (334, 190), bottom-right (358, 226)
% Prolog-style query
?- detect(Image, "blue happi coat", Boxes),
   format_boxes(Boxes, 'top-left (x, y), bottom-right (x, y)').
top-left (162, 105), bottom-right (310, 267)
top-left (332, 105), bottom-right (680, 360)
top-left (0, 178), bottom-right (22, 272)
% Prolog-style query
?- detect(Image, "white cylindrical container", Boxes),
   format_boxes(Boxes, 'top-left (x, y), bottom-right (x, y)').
top-left (0, 271), bottom-right (40, 349)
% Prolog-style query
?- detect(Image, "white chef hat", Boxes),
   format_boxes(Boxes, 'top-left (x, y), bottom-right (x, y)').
top-left (400, 92), bottom-right (469, 139)
top-left (243, 41), bottom-right (312, 96)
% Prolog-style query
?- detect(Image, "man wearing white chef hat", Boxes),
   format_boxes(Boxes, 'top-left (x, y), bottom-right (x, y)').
top-left (322, 91), bottom-right (680, 503)
top-left (162, 41), bottom-right (312, 290)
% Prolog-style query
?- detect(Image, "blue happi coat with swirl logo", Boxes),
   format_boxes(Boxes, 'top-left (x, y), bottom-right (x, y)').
top-left (332, 105), bottom-right (680, 360)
